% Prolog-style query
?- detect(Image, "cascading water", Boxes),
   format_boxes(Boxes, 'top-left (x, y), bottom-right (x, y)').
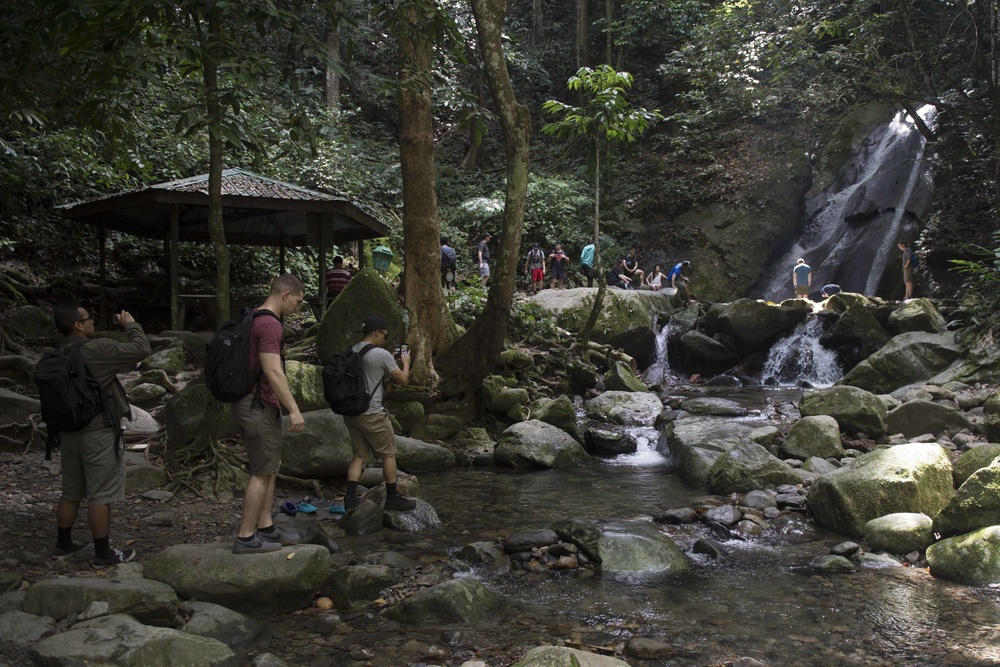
top-left (640, 313), bottom-right (679, 385)
top-left (753, 106), bottom-right (936, 301)
top-left (762, 316), bottom-right (842, 387)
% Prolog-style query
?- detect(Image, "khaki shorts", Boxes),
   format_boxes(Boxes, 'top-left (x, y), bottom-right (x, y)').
top-left (795, 284), bottom-right (810, 297)
top-left (903, 266), bottom-right (914, 282)
top-left (233, 394), bottom-right (282, 475)
top-left (344, 410), bottom-right (397, 460)
top-left (60, 418), bottom-right (125, 506)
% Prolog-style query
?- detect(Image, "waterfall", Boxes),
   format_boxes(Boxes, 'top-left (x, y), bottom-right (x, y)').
top-left (753, 105), bottom-right (936, 301)
top-left (762, 317), bottom-right (841, 387)
top-left (640, 314), bottom-right (678, 385)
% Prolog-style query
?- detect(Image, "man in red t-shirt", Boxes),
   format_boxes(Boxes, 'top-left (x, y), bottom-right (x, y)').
top-left (325, 255), bottom-right (352, 304)
top-left (232, 274), bottom-right (307, 554)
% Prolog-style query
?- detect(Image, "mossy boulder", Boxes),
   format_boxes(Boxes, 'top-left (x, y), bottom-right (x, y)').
top-left (479, 375), bottom-right (529, 413)
top-left (158, 330), bottom-right (209, 361)
top-left (799, 385), bottom-right (888, 437)
top-left (820, 303), bottom-right (890, 360)
top-left (327, 564), bottom-right (404, 611)
top-left (316, 268), bottom-right (407, 363)
top-left (384, 399), bottom-right (424, 434)
top-left (5, 305), bottom-right (53, 338)
top-left (585, 391), bottom-right (663, 426)
top-left (285, 360), bottom-right (327, 412)
top-left (142, 344), bottom-right (186, 373)
top-left (838, 332), bottom-right (961, 395)
top-left (552, 518), bottom-right (690, 579)
top-left (407, 414), bottom-right (465, 443)
top-left (279, 410), bottom-right (352, 478)
top-left (711, 298), bottom-right (811, 352)
top-left (985, 389), bottom-right (1000, 443)
top-left (678, 330), bottom-right (738, 368)
top-left (706, 442), bottom-right (803, 494)
top-left (954, 444), bottom-right (1000, 488)
top-left (823, 292), bottom-right (875, 313)
top-left (604, 361), bottom-right (648, 392)
top-left (163, 380), bottom-right (237, 445)
top-left (494, 420), bottom-right (590, 470)
top-left (885, 400), bottom-right (974, 439)
top-left (783, 415), bottom-right (844, 460)
top-left (806, 443), bottom-right (955, 538)
top-left (887, 298), bottom-right (948, 335)
top-left (933, 458), bottom-right (1000, 536)
top-left (535, 395), bottom-right (583, 443)
top-left (384, 577), bottom-right (500, 626)
top-left (926, 526), bottom-right (1000, 586)
top-left (863, 513), bottom-right (935, 554)
top-left (499, 347), bottom-right (533, 370)
top-left (661, 417), bottom-right (760, 486)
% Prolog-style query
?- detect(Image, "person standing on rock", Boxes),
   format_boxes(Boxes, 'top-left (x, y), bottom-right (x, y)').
top-left (579, 238), bottom-right (596, 288)
top-left (232, 274), bottom-right (306, 554)
top-left (548, 242), bottom-right (570, 289)
top-left (899, 241), bottom-right (916, 300)
top-left (524, 242), bottom-right (546, 293)
top-left (343, 316), bottom-right (416, 512)
top-left (792, 258), bottom-right (812, 299)
top-left (48, 303), bottom-right (150, 566)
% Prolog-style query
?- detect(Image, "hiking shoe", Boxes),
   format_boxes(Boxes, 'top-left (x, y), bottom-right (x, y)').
top-left (232, 532), bottom-right (281, 554)
top-left (384, 494), bottom-right (417, 511)
top-left (344, 494), bottom-right (359, 512)
top-left (259, 525), bottom-right (299, 546)
top-left (53, 540), bottom-right (89, 560)
top-left (93, 547), bottom-right (137, 567)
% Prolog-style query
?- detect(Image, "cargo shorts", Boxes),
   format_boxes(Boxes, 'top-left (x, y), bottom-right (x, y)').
top-left (60, 416), bottom-right (125, 506)
top-left (233, 393), bottom-right (283, 476)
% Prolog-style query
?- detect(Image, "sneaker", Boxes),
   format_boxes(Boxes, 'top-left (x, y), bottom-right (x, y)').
top-left (259, 525), bottom-right (299, 546)
top-left (53, 540), bottom-right (89, 560)
top-left (93, 547), bottom-right (137, 567)
top-left (232, 532), bottom-right (281, 554)
top-left (384, 494), bottom-right (417, 511)
top-left (344, 494), bottom-right (359, 512)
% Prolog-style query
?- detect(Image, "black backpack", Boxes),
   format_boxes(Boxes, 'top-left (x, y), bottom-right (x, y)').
top-left (34, 341), bottom-right (115, 460)
top-left (204, 309), bottom-right (280, 403)
top-left (322, 344), bottom-right (378, 416)
top-left (441, 246), bottom-right (457, 271)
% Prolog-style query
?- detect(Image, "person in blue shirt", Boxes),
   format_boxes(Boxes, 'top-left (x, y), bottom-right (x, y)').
top-left (792, 258), bottom-right (812, 299)
top-left (667, 261), bottom-right (693, 304)
top-left (579, 239), bottom-right (595, 287)
top-left (820, 284), bottom-right (841, 298)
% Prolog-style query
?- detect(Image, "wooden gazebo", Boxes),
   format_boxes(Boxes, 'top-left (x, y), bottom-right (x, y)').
top-left (59, 168), bottom-right (390, 328)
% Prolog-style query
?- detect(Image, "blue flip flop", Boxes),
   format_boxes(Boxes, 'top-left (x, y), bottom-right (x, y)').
top-left (296, 502), bottom-right (318, 514)
top-left (280, 500), bottom-right (298, 515)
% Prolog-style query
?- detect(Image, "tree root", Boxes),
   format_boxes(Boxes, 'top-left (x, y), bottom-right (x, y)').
top-left (0, 327), bottom-right (29, 356)
top-left (0, 354), bottom-right (36, 386)
top-left (153, 369), bottom-right (179, 394)
top-left (276, 473), bottom-right (324, 499)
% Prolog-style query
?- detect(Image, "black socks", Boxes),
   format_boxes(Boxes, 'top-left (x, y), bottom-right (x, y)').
top-left (94, 536), bottom-right (113, 559)
top-left (56, 526), bottom-right (73, 549)
top-left (386, 482), bottom-right (399, 497)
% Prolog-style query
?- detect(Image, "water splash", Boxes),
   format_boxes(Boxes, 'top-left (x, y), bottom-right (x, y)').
top-left (762, 317), bottom-right (841, 387)
top-left (608, 427), bottom-right (669, 467)
top-left (641, 314), bottom-right (681, 385)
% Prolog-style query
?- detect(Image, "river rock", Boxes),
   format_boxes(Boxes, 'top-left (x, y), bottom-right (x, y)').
top-left (933, 458), bottom-right (1000, 536)
top-left (384, 577), bottom-right (500, 626)
top-left (408, 413), bottom-right (465, 441)
top-left (0, 387), bottom-right (40, 426)
top-left (125, 463), bottom-right (168, 493)
top-left (327, 564), bottom-right (404, 611)
top-left (384, 399), bottom-right (424, 434)
top-left (783, 415), bottom-right (843, 460)
top-left (22, 577), bottom-right (178, 626)
top-left (552, 518), bottom-right (690, 579)
top-left (678, 330), bottom-right (738, 368)
top-left (985, 390), bottom-right (1000, 443)
top-left (806, 443), bottom-right (955, 538)
top-left (284, 360), bottom-right (327, 412)
top-left (30, 613), bottom-right (234, 666)
top-left (809, 555), bottom-right (858, 573)
top-left (0, 610), bottom-right (55, 646)
top-left (6, 305), bottom-right (53, 338)
top-left (741, 489), bottom-right (778, 509)
top-left (514, 646), bottom-right (630, 667)
top-left (604, 360), bottom-right (648, 392)
top-left (707, 442), bottom-right (803, 494)
top-left (820, 303), bottom-right (890, 360)
top-left (583, 424), bottom-right (636, 456)
top-left (799, 385), bottom-right (888, 437)
top-left (479, 375), bottom-right (530, 413)
top-left (585, 391), bottom-right (664, 425)
top-left (494, 420), bottom-right (590, 470)
top-left (885, 400), bottom-right (974, 438)
top-left (317, 268), bottom-right (407, 362)
top-left (661, 417), bottom-right (760, 486)
top-left (163, 379), bottom-right (237, 445)
top-left (926, 526), bottom-right (1000, 586)
top-left (887, 298), bottom-right (948, 335)
top-left (141, 344), bottom-right (186, 374)
top-left (179, 600), bottom-right (267, 650)
top-left (393, 435), bottom-right (456, 472)
top-left (143, 542), bottom-right (329, 619)
top-left (535, 395), bottom-right (584, 443)
top-left (158, 330), bottom-right (208, 360)
top-left (339, 499), bottom-right (384, 536)
top-left (954, 444), bottom-right (1000, 487)
top-left (681, 397), bottom-right (744, 417)
top-left (456, 541), bottom-right (507, 566)
top-left (381, 498), bottom-right (442, 532)
top-left (506, 529), bottom-right (560, 553)
top-left (863, 513), bottom-right (935, 554)
top-left (278, 409), bottom-right (352, 477)
top-left (802, 456), bottom-right (838, 474)
top-left (712, 298), bottom-right (811, 352)
top-left (128, 382), bottom-right (168, 404)
top-left (839, 332), bottom-right (962, 394)
top-left (624, 637), bottom-right (675, 660)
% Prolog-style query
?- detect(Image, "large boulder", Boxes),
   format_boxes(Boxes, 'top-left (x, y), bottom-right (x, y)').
top-left (783, 415), bottom-right (843, 460)
top-left (711, 298), bottom-right (811, 352)
top-left (494, 420), bottom-right (590, 470)
top-left (678, 330), bottom-right (738, 368)
top-left (820, 303), bottom-right (890, 360)
top-left (163, 380), bottom-right (236, 445)
top-left (531, 288), bottom-right (673, 362)
top-left (604, 361), bottom-right (648, 392)
top-left (985, 389), bottom-right (1000, 443)
top-left (585, 391), bottom-right (664, 426)
top-left (479, 375), bottom-right (529, 413)
top-left (384, 577), bottom-right (500, 626)
top-left (885, 400), bottom-right (974, 438)
top-left (279, 410), bottom-right (352, 478)
top-left (22, 577), bottom-right (178, 626)
top-left (887, 298), bottom-right (948, 335)
top-left (584, 424), bottom-right (637, 457)
top-left (681, 397), bottom-right (744, 417)
top-left (535, 395), bottom-right (583, 443)
top-left (933, 458), bottom-right (1000, 536)
top-left (157, 330), bottom-right (208, 361)
top-left (144, 542), bottom-right (330, 619)
top-left (926, 526), bottom-right (1000, 586)
top-left (863, 513), bottom-right (935, 554)
top-left (954, 444), bottom-right (1000, 487)
top-left (838, 332), bottom-right (961, 395)
top-left (660, 417), bottom-right (761, 486)
top-left (706, 442), bottom-right (803, 494)
top-left (5, 305), bottom-right (53, 338)
top-left (394, 435), bottom-right (456, 472)
top-left (285, 360), bottom-right (327, 412)
top-left (141, 344), bottom-right (186, 373)
top-left (316, 268), bottom-right (407, 363)
top-left (514, 646), bottom-right (631, 667)
top-left (178, 601), bottom-right (268, 650)
top-left (326, 564), bottom-right (404, 611)
top-left (799, 385), bottom-right (888, 437)
top-left (806, 443), bottom-right (955, 538)
top-left (552, 518), bottom-right (690, 579)
top-left (0, 387), bottom-right (40, 425)
top-left (30, 614), bottom-right (235, 667)
top-left (0, 610), bottom-right (54, 647)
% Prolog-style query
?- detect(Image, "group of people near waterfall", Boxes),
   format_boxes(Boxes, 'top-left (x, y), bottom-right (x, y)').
top-left (40, 274), bottom-right (416, 565)
top-left (789, 240), bottom-right (919, 301)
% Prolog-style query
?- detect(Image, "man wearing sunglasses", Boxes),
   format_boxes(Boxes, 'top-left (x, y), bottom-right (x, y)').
top-left (49, 304), bottom-right (150, 567)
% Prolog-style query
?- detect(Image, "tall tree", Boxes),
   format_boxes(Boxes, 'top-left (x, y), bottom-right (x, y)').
top-left (436, 0), bottom-right (531, 395)
top-left (541, 65), bottom-right (661, 344)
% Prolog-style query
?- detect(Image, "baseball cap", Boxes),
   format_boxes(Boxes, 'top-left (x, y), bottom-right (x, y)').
top-left (361, 316), bottom-right (389, 333)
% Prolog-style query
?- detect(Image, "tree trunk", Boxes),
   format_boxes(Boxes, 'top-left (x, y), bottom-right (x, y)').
top-left (461, 72), bottom-right (485, 170)
top-left (532, 0), bottom-right (542, 54)
top-left (579, 135), bottom-right (604, 345)
top-left (325, 21), bottom-right (341, 113)
top-left (399, 1), bottom-right (443, 386)
top-left (203, 7), bottom-right (230, 329)
top-left (575, 0), bottom-right (590, 69)
top-left (437, 0), bottom-right (530, 394)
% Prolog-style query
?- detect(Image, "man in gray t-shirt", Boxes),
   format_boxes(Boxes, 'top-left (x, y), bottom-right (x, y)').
top-left (342, 316), bottom-right (416, 512)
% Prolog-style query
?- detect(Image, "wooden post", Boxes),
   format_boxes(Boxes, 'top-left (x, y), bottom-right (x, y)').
top-left (169, 204), bottom-right (180, 330)
top-left (279, 239), bottom-right (286, 275)
top-left (318, 216), bottom-right (328, 311)
top-left (99, 222), bottom-right (108, 329)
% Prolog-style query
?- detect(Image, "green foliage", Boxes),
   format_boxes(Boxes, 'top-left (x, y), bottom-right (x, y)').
top-left (444, 285), bottom-right (558, 345)
top-left (949, 231), bottom-right (1000, 333)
